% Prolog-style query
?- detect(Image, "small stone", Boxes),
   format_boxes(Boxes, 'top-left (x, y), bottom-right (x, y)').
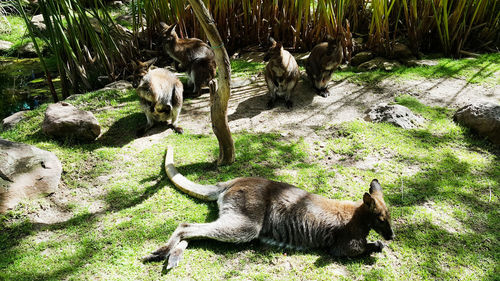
top-left (365, 103), bottom-right (425, 129)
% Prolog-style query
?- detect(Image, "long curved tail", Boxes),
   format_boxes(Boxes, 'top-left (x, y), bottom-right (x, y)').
top-left (165, 146), bottom-right (226, 201)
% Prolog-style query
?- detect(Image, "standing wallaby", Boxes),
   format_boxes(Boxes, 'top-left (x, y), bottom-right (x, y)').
top-left (142, 146), bottom-right (394, 269)
top-left (305, 35), bottom-right (343, 97)
top-left (136, 68), bottom-right (183, 135)
top-left (263, 37), bottom-right (300, 109)
top-left (161, 22), bottom-right (216, 97)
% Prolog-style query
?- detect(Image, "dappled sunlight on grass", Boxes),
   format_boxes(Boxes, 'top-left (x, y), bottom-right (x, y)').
top-left (0, 77), bottom-right (498, 279)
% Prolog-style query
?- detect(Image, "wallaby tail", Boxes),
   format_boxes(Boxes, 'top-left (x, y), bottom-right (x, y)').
top-left (165, 146), bottom-right (226, 201)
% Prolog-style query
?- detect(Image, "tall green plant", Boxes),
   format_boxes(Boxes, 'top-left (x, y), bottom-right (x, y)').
top-left (21, 0), bottom-right (136, 97)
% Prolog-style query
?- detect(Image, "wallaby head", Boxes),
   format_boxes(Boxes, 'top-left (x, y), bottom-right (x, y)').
top-left (264, 37), bottom-right (283, 62)
top-left (161, 22), bottom-right (178, 43)
top-left (363, 179), bottom-right (394, 241)
top-left (326, 35), bottom-right (342, 52)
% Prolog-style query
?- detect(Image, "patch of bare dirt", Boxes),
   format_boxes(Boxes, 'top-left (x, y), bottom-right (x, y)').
top-left (180, 71), bottom-right (499, 138)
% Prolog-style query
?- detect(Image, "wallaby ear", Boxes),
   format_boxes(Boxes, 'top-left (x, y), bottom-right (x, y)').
top-left (363, 192), bottom-right (375, 210)
top-left (369, 179), bottom-right (382, 195)
top-left (268, 37), bottom-right (276, 45)
top-left (160, 22), bottom-right (169, 29)
top-left (326, 34), bottom-right (335, 42)
top-left (166, 23), bottom-right (177, 36)
top-left (276, 42), bottom-right (283, 49)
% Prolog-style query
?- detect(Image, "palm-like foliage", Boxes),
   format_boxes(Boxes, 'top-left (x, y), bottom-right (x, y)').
top-left (20, 0), bottom-right (137, 98)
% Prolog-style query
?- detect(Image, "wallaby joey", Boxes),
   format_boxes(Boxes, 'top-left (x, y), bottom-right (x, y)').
top-left (263, 37), bottom-right (300, 109)
top-left (305, 35), bottom-right (343, 97)
top-left (161, 22), bottom-right (216, 97)
top-left (142, 146), bottom-right (394, 269)
top-left (136, 68), bottom-right (183, 136)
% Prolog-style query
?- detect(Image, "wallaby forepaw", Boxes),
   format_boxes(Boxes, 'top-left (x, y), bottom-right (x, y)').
top-left (173, 126), bottom-right (183, 134)
top-left (374, 240), bottom-right (385, 252)
top-left (285, 100), bottom-right (293, 109)
top-left (318, 89), bottom-right (330, 97)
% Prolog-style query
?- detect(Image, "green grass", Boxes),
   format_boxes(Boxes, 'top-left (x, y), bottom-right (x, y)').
top-left (332, 53), bottom-right (500, 85)
top-left (231, 59), bottom-right (266, 77)
top-left (0, 15), bottom-right (27, 46)
top-left (0, 71), bottom-right (499, 280)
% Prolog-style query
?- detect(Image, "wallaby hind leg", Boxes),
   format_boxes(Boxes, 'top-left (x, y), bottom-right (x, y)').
top-left (142, 216), bottom-right (260, 268)
top-left (169, 106), bottom-right (183, 134)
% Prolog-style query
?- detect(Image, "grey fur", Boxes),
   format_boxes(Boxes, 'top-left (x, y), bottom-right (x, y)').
top-left (142, 147), bottom-right (394, 269)
top-left (136, 68), bottom-right (183, 135)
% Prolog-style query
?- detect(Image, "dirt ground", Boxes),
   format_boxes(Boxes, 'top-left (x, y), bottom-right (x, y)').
top-left (180, 71), bottom-right (500, 137)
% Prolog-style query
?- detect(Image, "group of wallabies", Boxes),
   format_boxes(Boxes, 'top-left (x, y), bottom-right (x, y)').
top-left (138, 24), bottom-right (394, 270)
top-left (136, 23), bottom-right (343, 136)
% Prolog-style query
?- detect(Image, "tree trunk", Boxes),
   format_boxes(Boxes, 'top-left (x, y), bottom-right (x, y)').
top-left (187, 0), bottom-right (235, 165)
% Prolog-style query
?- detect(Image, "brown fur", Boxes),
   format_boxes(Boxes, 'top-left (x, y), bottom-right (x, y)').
top-left (136, 68), bottom-right (183, 135)
top-left (263, 37), bottom-right (300, 109)
top-left (305, 36), bottom-right (343, 97)
top-left (161, 23), bottom-right (216, 97)
top-left (142, 147), bottom-right (394, 269)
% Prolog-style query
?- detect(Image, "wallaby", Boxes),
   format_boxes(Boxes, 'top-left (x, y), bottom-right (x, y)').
top-left (263, 37), bottom-right (300, 109)
top-left (305, 35), bottom-right (343, 97)
top-left (161, 22), bottom-right (216, 97)
top-left (142, 146), bottom-right (394, 269)
top-left (136, 68), bottom-right (183, 135)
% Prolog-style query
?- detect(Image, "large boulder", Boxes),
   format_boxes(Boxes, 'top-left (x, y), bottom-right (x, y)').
top-left (365, 103), bottom-right (425, 129)
top-left (2, 111), bottom-right (28, 131)
top-left (0, 139), bottom-right (62, 213)
top-left (42, 102), bottom-right (101, 142)
top-left (453, 102), bottom-right (500, 145)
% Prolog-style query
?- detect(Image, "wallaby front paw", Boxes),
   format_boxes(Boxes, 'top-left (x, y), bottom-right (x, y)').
top-left (374, 240), bottom-right (385, 252)
top-left (173, 126), bottom-right (184, 134)
top-left (318, 89), bottom-right (330, 97)
top-left (267, 99), bottom-right (276, 109)
top-left (285, 100), bottom-right (293, 109)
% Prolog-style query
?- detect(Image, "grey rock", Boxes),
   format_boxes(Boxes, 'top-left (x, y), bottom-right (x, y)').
top-left (42, 102), bottom-right (101, 142)
top-left (0, 40), bottom-right (13, 53)
top-left (98, 80), bottom-right (133, 92)
top-left (404, 59), bottom-right (439, 67)
top-left (16, 42), bottom-right (38, 57)
top-left (358, 57), bottom-right (401, 71)
top-left (2, 111), bottom-right (28, 131)
top-left (393, 43), bottom-right (414, 60)
top-left (31, 14), bottom-right (46, 32)
top-left (0, 139), bottom-right (62, 213)
top-left (350, 51), bottom-right (374, 67)
top-left (453, 102), bottom-right (500, 145)
top-left (365, 103), bottom-right (425, 129)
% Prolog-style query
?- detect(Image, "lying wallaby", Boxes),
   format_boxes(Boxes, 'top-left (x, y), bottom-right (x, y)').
top-left (305, 35), bottom-right (343, 97)
top-left (142, 146), bottom-right (394, 269)
top-left (136, 68), bottom-right (183, 135)
top-left (161, 22), bottom-right (216, 97)
top-left (263, 37), bottom-right (300, 109)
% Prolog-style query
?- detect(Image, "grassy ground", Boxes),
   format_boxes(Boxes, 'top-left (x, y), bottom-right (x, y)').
top-left (332, 53), bottom-right (500, 85)
top-left (1, 57), bottom-right (499, 280)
